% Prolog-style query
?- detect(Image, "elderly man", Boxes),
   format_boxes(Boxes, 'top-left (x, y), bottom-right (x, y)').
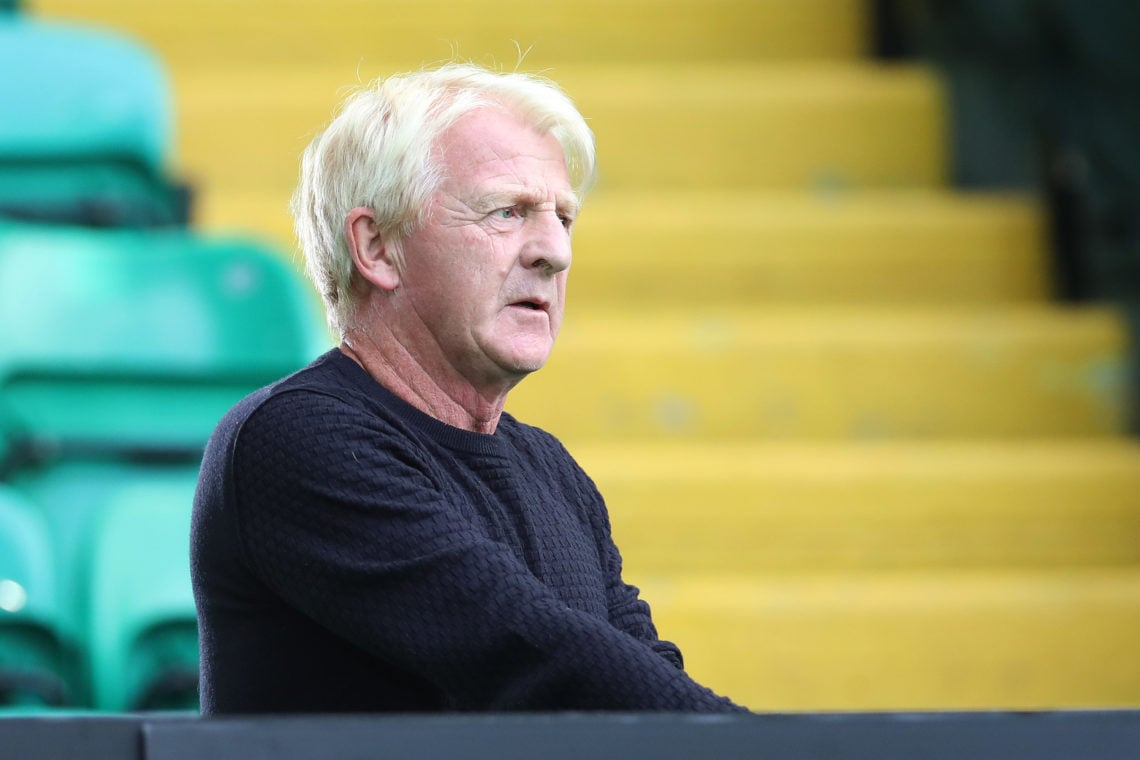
top-left (191, 63), bottom-right (742, 714)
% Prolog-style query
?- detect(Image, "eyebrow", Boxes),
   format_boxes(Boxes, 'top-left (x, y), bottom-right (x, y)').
top-left (476, 188), bottom-right (581, 217)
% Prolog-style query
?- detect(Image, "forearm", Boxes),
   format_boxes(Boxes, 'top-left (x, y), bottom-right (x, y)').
top-left (229, 393), bottom-right (743, 712)
top-left (247, 523), bottom-right (738, 711)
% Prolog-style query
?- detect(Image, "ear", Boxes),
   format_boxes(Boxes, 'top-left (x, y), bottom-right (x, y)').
top-left (345, 206), bottom-right (401, 292)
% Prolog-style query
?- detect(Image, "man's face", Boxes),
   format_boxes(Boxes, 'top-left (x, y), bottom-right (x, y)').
top-left (395, 106), bottom-right (578, 392)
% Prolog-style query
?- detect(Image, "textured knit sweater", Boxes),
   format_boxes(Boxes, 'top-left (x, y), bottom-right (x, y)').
top-left (191, 349), bottom-right (741, 714)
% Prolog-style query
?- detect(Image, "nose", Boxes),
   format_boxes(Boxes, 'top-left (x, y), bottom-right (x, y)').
top-left (521, 210), bottom-right (572, 276)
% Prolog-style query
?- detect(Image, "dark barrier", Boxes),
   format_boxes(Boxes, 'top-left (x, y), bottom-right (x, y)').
top-left (2, 711), bottom-right (1139, 760)
top-left (0, 713), bottom-right (144, 760)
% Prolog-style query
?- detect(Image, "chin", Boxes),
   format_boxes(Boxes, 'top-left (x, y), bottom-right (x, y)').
top-left (481, 331), bottom-right (556, 380)
top-left (498, 347), bottom-right (552, 378)
top-left (508, 355), bottom-right (550, 376)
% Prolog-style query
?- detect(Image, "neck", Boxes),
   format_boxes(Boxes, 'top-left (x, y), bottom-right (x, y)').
top-left (340, 329), bottom-right (513, 436)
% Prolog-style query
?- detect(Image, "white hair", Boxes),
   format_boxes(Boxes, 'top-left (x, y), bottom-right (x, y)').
top-left (291, 63), bottom-right (597, 338)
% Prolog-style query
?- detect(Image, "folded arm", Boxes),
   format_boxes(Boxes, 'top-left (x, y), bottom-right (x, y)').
top-left (232, 391), bottom-right (740, 711)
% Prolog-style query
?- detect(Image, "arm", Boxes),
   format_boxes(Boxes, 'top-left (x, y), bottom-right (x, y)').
top-left (579, 475), bottom-right (686, 670)
top-left (231, 391), bottom-right (741, 712)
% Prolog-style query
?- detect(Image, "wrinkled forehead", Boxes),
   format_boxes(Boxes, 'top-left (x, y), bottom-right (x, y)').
top-left (434, 106), bottom-right (577, 206)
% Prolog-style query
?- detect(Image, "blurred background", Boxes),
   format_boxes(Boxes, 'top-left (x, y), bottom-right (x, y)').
top-left (1, 0), bottom-right (1138, 714)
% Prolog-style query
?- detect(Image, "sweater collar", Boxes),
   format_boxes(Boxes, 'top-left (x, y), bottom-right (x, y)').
top-left (325, 349), bottom-right (512, 456)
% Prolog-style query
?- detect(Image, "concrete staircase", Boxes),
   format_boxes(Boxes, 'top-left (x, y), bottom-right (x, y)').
top-left (35, 0), bottom-right (1140, 710)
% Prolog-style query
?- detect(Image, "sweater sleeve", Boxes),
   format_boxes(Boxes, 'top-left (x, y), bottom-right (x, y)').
top-left (231, 390), bottom-right (743, 712)
top-left (568, 463), bottom-right (686, 671)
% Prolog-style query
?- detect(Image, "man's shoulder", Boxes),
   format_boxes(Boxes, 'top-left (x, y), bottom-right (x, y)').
top-left (498, 412), bottom-right (593, 482)
top-left (208, 350), bottom-right (375, 447)
top-left (498, 411), bottom-right (565, 453)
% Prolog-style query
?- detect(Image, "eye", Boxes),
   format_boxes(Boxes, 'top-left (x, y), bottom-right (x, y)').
top-left (494, 207), bottom-right (520, 220)
top-left (558, 213), bottom-right (574, 231)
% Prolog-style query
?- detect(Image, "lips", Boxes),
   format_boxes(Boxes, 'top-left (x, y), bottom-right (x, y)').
top-left (509, 298), bottom-right (549, 312)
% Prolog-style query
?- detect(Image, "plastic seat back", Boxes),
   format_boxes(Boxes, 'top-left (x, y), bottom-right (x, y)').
top-left (0, 221), bottom-right (326, 709)
top-left (0, 221), bottom-right (329, 470)
top-left (87, 471), bottom-right (199, 711)
top-left (0, 17), bottom-right (186, 226)
top-left (0, 486), bottom-right (72, 709)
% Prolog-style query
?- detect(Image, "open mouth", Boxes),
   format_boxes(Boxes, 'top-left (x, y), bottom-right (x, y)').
top-left (512, 300), bottom-right (546, 311)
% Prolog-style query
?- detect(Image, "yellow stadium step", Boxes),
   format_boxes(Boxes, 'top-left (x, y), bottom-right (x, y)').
top-left (645, 569), bottom-right (1140, 711)
top-left (33, 0), bottom-right (868, 67)
top-left (167, 60), bottom-right (944, 229)
top-left (507, 306), bottom-right (1132, 440)
top-left (564, 63), bottom-right (946, 191)
top-left (572, 190), bottom-right (1050, 306)
top-left (197, 189), bottom-right (1050, 308)
top-left (572, 440), bottom-right (1140, 575)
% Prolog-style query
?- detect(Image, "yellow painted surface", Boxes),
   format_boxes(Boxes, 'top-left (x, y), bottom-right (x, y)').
top-left (169, 62), bottom-right (945, 243)
top-left (197, 189), bottom-right (1049, 309)
top-left (566, 63), bottom-right (947, 191)
top-left (32, 0), bottom-right (869, 67)
top-left (572, 440), bottom-right (1140, 573)
top-left (33, 3), bottom-right (936, 234)
top-left (570, 190), bottom-right (1050, 306)
top-left (509, 306), bottom-right (1132, 440)
top-left (641, 570), bottom-right (1140, 710)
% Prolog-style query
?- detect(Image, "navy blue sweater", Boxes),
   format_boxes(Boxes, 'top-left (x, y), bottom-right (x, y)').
top-left (191, 349), bottom-right (741, 714)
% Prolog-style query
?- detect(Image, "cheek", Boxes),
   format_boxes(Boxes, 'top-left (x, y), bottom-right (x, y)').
top-left (423, 237), bottom-right (494, 295)
top-left (555, 272), bottom-right (569, 305)
top-left (457, 234), bottom-right (508, 282)
top-left (550, 276), bottom-right (569, 330)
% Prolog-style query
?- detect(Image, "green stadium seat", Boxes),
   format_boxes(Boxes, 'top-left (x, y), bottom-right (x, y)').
top-left (0, 486), bottom-right (73, 709)
top-left (0, 17), bottom-right (187, 226)
top-left (0, 220), bottom-right (329, 469)
top-left (0, 221), bottom-right (327, 708)
top-left (9, 460), bottom-right (183, 693)
top-left (86, 472), bottom-right (199, 711)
